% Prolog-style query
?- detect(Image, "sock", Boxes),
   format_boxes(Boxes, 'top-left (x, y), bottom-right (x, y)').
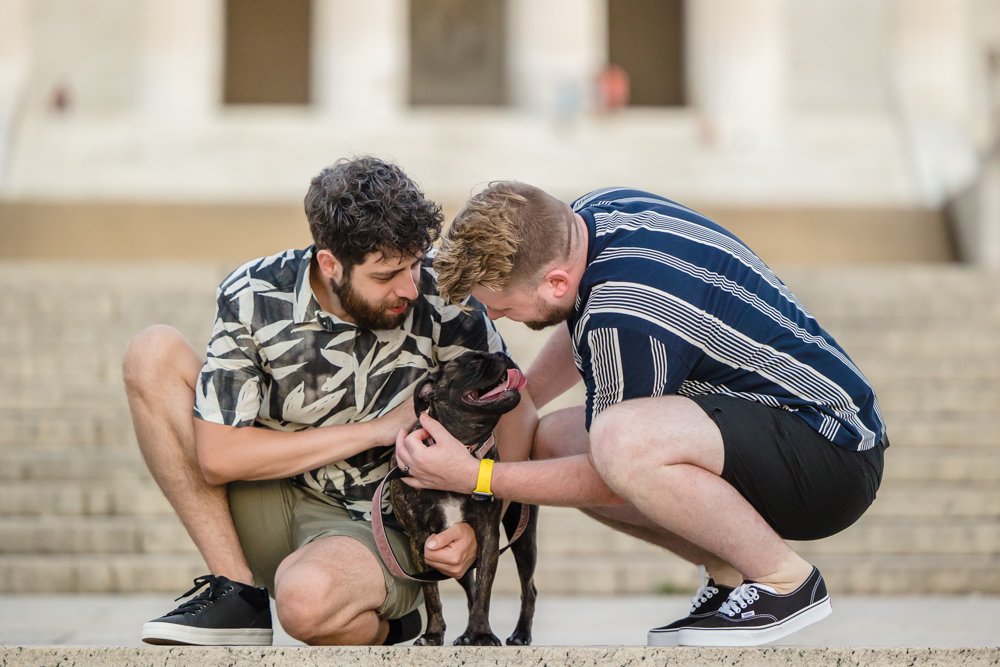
top-left (383, 608), bottom-right (423, 645)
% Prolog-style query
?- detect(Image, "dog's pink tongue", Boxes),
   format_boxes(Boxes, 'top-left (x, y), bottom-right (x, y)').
top-left (479, 370), bottom-right (526, 400)
top-left (508, 369), bottom-right (527, 390)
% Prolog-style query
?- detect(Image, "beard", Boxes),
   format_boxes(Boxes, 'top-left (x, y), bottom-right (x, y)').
top-left (524, 298), bottom-right (574, 331)
top-left (330, 274), bottom-right (412, 330)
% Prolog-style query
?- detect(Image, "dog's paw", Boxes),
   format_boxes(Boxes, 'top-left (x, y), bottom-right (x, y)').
top-left (505, 631), bottom-right (532, 646)
top-left (453, 631), bottom-right (502, 646)
top-left (414, 633), bottom-right (444, 646)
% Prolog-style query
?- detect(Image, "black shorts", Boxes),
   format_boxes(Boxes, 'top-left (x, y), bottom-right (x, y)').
top-left (690, 394), bottom-right (886, 541)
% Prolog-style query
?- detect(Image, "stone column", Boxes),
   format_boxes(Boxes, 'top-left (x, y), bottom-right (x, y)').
top-left (685, 0), bottom-right (787, 147)
top-left (312, 0), bottom-right (406, 117)
top-left (507, 0), bottom-right (606, 114)
top-left (0, 0), bottom-right (30, 186)
top-left (891, 0), bottom-right (976, 206)
top-left (140, 0), bottom-right (224, 119)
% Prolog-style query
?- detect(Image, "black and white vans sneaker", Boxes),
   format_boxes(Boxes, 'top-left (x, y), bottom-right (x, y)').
top-left (141, 575), bottom-right (273, 646)
top-left (677, 567), bottom-right (832, 647)
top-left (647, 566), bottom-right (734, 647)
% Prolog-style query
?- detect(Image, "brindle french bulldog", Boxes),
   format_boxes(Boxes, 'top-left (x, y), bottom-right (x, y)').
top-left (389, 351), bottom-right (538, 646)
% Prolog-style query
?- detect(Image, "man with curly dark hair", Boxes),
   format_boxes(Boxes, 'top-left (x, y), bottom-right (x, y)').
top-left (122, 157), bottom-right (534, 646)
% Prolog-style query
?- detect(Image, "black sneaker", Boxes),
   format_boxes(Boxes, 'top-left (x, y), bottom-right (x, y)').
top-left (647, 567), bottom-right (734, 647)
top-left (677, 566), bottom-right (832, 647)
top-left (383, 606), bottom-right (425, 645)
top-left (141, 575), bottom-right (273, 646)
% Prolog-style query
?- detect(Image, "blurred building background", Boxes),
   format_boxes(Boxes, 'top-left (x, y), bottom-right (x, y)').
top-left (0, 0), bottom-right (998, 597)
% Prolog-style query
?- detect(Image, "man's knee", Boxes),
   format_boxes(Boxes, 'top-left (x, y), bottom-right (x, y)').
top-left (588, 403), bottom-right (637, 482)
top-left (589, 397), bottom-right (723, 487)
top-left (589, 399), bottom-right (683, 482)
top-left (121, 325), bottom-right (193, 396)
top-left (274, 540), bottom-right (386, 645)
top-left (275, 567), bottom-right (371, 645)
top-left (274, 581), bottom-right (338, 645)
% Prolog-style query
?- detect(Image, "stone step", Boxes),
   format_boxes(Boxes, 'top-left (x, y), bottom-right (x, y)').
top-left (781, 269), bottom-right (1000, 316)
top-left (0, 482), bottom-right (173, 517)
top-left (875, 414), bottom-right (1000, 447)
top-left (862, 358), bottom-right (1000, 381)
top-left (0, 409), bottom-right (136, 448)
top-left (0, 516), bottom-right (194, 556)
top-left (522, 552), bottom-right (1000, 595)
top-left (2, 512), bottom-right (993, 558)
top-left (2, 550), bottom-right (995, 595)
top-left (0, 448), bottom-right (152, 481)
top-left (2, 647), bottom-right (997, 667)
top-left (880, 446), bottom-right (1000, 481)
top-left (534, 511), bottom-right (1000, 558)
top-left (875, 388), bottom-right (1000, 414)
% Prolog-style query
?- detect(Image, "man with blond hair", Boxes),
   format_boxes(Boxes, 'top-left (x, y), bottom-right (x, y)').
top-left (395, 182), bottom-right (887, 647)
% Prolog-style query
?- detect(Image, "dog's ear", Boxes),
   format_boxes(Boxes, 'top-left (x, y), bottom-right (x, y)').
top-left (414, 373), bottom-right (437, 417)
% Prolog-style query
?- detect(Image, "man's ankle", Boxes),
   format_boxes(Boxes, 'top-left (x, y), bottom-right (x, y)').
top-left (705, 562), bottom-right (742, 589)
top-left (752, 557), bottom-right (813, 594)
top-left (211, 568), bottom-right (256, 588)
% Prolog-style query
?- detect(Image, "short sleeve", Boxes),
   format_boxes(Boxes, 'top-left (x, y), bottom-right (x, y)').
top-left (581, 325), bottom-right (692, 429)
top-left (434, 295), bottom-right (508, 363)
top-left (194, 288), bottom-right (266, 427)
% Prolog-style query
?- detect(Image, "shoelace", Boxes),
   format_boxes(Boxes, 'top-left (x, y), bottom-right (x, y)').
top-left (718, 583), bottom-right (761, 617)
top-left (688, 581), bottom-right (720, 613)
top-left (170, 575), bottom-right (227, 615)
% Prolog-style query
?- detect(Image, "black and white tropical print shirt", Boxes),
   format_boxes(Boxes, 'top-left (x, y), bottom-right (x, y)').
top-left (194, 246), bottom-right (506, 519)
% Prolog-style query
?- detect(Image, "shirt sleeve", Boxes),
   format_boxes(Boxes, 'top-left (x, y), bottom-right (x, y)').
top-left (193, 287), bottom-right (266, 427)
top-left (580, 324), bottom-right (693, 429)
top-left (434, 295), bottom-right (508, 363)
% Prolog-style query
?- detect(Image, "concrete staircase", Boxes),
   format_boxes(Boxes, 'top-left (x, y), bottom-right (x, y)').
top-left (1, 262), bottom-right (997, 595)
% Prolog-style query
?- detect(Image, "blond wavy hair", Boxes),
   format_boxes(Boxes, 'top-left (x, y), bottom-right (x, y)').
top-left (434, 181), bottom-right (573, 304)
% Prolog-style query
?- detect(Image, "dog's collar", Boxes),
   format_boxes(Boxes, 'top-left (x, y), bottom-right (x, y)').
top-left (468, 432), bottom-right (496, 460)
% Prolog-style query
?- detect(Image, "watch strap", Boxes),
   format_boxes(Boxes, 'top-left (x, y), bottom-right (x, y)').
top-left (472, 458), bottom-right (494, 500)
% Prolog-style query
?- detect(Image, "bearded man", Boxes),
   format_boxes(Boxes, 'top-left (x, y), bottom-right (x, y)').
top-left (122, 158), bottom-right (535, 646)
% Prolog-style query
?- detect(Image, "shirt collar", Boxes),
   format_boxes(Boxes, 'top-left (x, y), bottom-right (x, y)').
top-left (292, 245), bottom-right (364, 333)
top-left (292, 246), bottom-right (319, 324)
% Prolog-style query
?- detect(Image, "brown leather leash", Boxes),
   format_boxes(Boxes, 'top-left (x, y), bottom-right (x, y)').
top-left (371, 432), bottom-right (532, 583)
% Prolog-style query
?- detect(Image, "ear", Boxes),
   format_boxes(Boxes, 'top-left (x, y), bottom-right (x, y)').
top-left (315, 249), bottom-right (345, 284)
top-left (414, 374), bottom-right (438, 416)
top-left (539, 267), bottom-right (573, 300)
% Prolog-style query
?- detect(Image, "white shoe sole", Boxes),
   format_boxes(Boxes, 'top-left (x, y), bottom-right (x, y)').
top-left (677, 596), bottom-right (832, 647)
top-left (647, 628), bottom-right (681, 647)
top-left (141, 621), bottom-right (273, 646)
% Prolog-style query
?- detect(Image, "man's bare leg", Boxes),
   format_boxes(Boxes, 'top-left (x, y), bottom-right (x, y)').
top-left (533, 406), bottom-right (743, 587)
top-left (122, 324), bottom-right (253, 584)
top-left (274, 536), bottom-right (394, 645)
top-left (587, 397), bottom-right (813, 594)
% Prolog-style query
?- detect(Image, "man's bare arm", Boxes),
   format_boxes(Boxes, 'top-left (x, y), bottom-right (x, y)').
top-left (526, 326), bottom-right (580, 409)
top-left (196, 399), bottom-right (415, 485)
top-left (396, 412), bottom-right (623, 507)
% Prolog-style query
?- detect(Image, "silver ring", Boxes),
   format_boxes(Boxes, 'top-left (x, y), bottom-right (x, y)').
top-left (401, 466), bottom-right (410, 474)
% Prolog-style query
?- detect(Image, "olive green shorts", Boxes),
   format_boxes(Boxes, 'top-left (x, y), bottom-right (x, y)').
top-left (227, 478), bottom-right (423, 619)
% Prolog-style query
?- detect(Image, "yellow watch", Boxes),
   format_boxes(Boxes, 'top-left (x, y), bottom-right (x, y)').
top-left (471, 458), bottom-right (495, 501)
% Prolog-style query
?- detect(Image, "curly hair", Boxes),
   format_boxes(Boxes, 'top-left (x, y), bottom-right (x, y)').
top-left (304, 156), bottom-right (443, 271)
top-left (435, 181), bottom-right (573, 303)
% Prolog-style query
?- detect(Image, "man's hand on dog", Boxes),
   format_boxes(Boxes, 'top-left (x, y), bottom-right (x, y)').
top-left (394, 412), bottom-right (480, 494)
top-left (373, 398), bottom-right (418, 445)
top-left (423, 523), bottom-right (477, 578)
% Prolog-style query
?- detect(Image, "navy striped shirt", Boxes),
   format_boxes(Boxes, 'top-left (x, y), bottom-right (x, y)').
top-left (568, 188), bottom-right (886, 452)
